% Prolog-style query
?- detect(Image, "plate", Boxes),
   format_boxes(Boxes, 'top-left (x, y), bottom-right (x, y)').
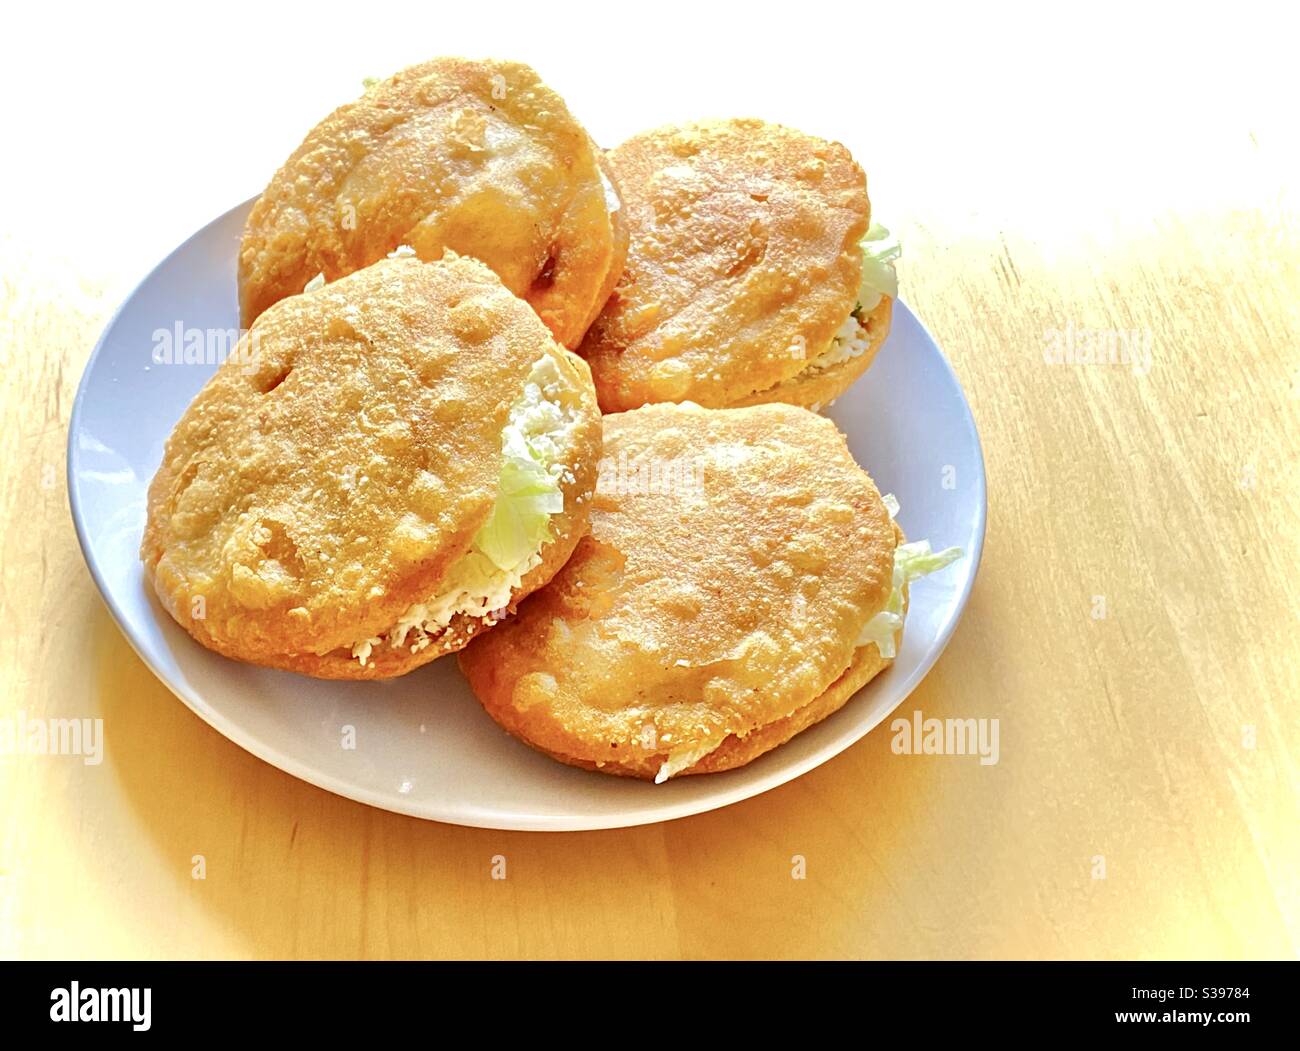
top-left (68, 199), bottom-right (986, 831)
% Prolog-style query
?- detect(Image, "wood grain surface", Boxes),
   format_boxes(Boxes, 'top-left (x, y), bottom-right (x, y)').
top-left (0, 3), bottom-right (1295, 959)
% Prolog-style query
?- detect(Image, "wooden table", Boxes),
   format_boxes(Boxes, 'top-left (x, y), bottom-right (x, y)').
top-left (1, 4), bottom-right (1295, 959)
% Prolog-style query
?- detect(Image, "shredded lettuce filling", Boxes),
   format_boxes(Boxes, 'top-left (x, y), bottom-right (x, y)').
top-left (351, 355), bottom-right (576, 665)
top-left (856, 223), bottom-right (901, 312)
top-left (856, 494), bottom-right (962, 659)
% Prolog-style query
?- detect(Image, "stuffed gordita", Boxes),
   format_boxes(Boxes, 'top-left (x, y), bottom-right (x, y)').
top-left (239, 57), bottom-right (628, 349)
top-left (143, 252), bottom-right (601, 679)
top-left (459, 402), bottom-right (958, 780)
top-left (579, 118), bottom-right (900, 413)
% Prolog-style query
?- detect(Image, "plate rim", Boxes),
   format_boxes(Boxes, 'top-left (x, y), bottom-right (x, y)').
top-left (67, 197), bottom-right (987, 831)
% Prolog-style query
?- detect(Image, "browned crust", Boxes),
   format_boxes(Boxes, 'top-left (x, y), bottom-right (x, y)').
top-left (241, 430), bottom-right (599, 679)
top-left (729, 297), bottom-right (892, 412)
top-left (521, 636), bottom-right (896, 779)
top-left (579, 118), bottom-right (870, 411)
top-left (238, 58), bottom-right (622, 349)
top-left (569, 148), bottom-right (631, 343)
top-left (502, 532), bottom-right (908, 780)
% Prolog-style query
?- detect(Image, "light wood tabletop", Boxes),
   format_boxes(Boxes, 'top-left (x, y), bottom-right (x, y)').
top-left (1, 4), bottom-right (1296, 959)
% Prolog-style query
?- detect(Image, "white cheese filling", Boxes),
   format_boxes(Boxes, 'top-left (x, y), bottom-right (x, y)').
top-left (798, 309), bottom-right (874, 376)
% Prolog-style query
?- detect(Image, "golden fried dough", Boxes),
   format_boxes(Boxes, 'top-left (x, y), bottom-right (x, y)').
top-left (239, 57), bottom-right (626, 349)
top-left (689, 573), bottom-right (905, 775)
top-left (143, 254), bottom-right (602, 679)
top-left (458, 402), bottom-right (901, 780)
top-left (730, 298), bottom-right (892, 412)
top-left (579, 119), bottom-right (873, 410)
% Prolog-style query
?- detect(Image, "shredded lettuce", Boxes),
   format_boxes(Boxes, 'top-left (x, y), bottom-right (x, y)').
top-left (857, 223), bottom-right (901, 311)
top-left (895, 540), bottom-right (964, 579)
top-left (476, 430), bottom-right (565, 569)
top-left (856, 494), bottom-right (961, 659)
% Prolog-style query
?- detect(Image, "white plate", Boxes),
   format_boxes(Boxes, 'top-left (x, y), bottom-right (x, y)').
top-left (68, 199), bottom-right (986, 831)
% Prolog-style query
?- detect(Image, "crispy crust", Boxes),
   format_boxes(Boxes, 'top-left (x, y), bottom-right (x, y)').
top-left (459, 403), bottom-right (897, 776)
top-left (518, 629), bottom-right (897, 779)
top-left (730, 297), bottom-right (892, 413)
top-left (247, 431), bottom-right (598, 679)
top-left (471, 533), bottom-right (907, 780)
top-left (579, 118), bottom-right (870, 410)
top-left (650, 564), bottom-right (904, 778)
top-left (238, 58), bottom-right (625, 349)
top-left (142, 254), bottom-right (601, 676)
top-left (572, 149), bottom-right (632, 341)
top-left (688, 616), bottom-right (897, 774)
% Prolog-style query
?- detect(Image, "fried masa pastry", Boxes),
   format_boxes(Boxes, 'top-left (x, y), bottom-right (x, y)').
top-left (238, 57), bottom-right (628, 350)
top-left (142, 253), bottom-right (602, 679)
top-left (579, 119), bottom-right (900, 413)
top-left (459, 402), bottom-right (959, 781)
